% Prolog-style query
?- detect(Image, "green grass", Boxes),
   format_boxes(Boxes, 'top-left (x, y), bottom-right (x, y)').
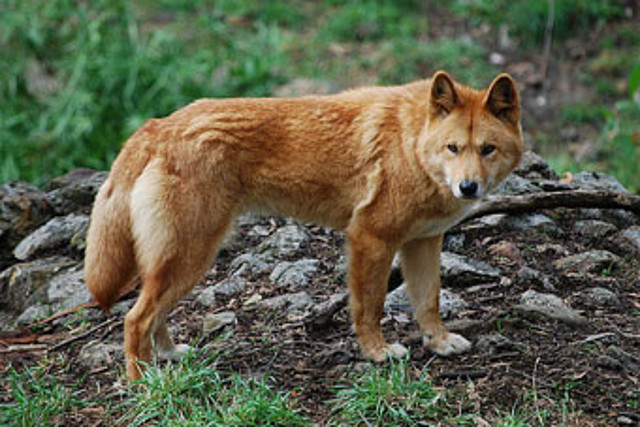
top-left (118, 350), bottom-right (307, 426)
top-left (328, 354), bottom-right (470, 425)
top-left (0, 363), bottom-right (88, 425)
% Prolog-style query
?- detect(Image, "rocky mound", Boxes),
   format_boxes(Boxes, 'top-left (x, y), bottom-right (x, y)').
top-left (1, 152), bottom-right (638, 424)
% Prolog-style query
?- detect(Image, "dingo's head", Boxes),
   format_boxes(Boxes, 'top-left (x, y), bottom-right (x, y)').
top-left (420, 71), bottom-right (523, 200)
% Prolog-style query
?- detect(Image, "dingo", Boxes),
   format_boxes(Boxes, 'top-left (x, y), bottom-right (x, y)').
top-left (85, 71), bottom-right (523, 380)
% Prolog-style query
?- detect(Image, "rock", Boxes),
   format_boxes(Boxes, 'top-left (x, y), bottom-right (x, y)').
top-left (441, 252), bottom-right (501, 287)
top-left (0, 181), bottom-right (54, 268)
top-left (621, 226), bottom-right (640, 253)
top-left (384, 284), bottom-right (468, 318)
top-left (0, 256), bottom-right (76, 312)
top-left (553, 250), bottom-right (619, 275)
top-left (597, 346), bottom-right (640, 372)
top-left (270, 258), bottom-right (319, 288)
top-left (78, 340), bottom-right (122, 368)
top-left (211, 276), bottom-right (247, 297)
top-left (46, 263), bottom-right (91, 310)
top-left (443, 233), bottom-right (465, 252)
top-left (576, 208), bottom-right (637, 229)
top-left (475, 333), bottom-right (524, 354)
top-left (196, 287), bottom-right (217, 307)
top-left (16, 304), bottom-right (50, 325)
top-left (503, 213), bottom-right (557, 234)
top-left (256, 224), bottom-right (311, 258)
top-left (516, 266), bottom-right (556, 291)
top-left (580, 287), bottom-right (619, 306)
top-left (573, 220), bottom-right (618, 239)
top-left (493, 174), bottom-right (540, 195)
top-left (13, 213), bottom-right (89, 260)
top-left (259, 291), bottom-right (313, 312)
top-left (514, 290), bottom-right (587, 325)
top-left (304, 292), bottom-right (348, 329)
top-left (229, 253), bottom-right (275, 278)
top-left (571, 171), bottom-right (629, 193)
top-left (273, 78), bottom-right (338, 97)
top-left (203, 311), bottom-right (237, 334)
top-left (514, 151), bottom-right (558, 180)
top-left (45, 169), bottom-right (107, 215)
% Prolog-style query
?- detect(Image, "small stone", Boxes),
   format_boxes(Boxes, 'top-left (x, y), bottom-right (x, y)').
top-left (514, 151), bottom-right (558, 180)
top-left (196, 287), bottom-right (217, 307)
top-left (13, 213), bottom-right (89, 260)
top-left (256, 224), bottom-right (311, 258)
top-left (229, 253), bottom-right (275, 278)
top-left (606, 346), bottom-right (640, 372)
top-left (489, 240), bottom-right (522, 263)
top-left (259, 291), bottom-right (313, 312)
top-left (517, 266), bottom-right (556, 292)
top-left (443, 233), bottom-right (465, 252)
top-left (441, 252), bottom-right (501, 287)
top-left (16, 304), bottom-right (50, 325)
top-left (203, 311), bottom-right (236, 334)
top-left (211, 276), bottom-right (247, 297)
top-left (504, 213), bottom-right (557, 234)
top-left (581, 287), bottom-right (619, 306)
top-left (553, 250), bottom-right (619, 275)
top-left (78, 340), bottom-right (122, 368)
top-left (475, 333), bottom-right (524, 354)
top-left (384, 284), bottom-right (468, 318)
top-left (621, 225), bottom-right (640, 253)
top-left (270, 259), bottom-right (319, 288)
top-left (571, 171), bottom-right (629, 193)
top-left (493, 174), bottom-right (540, 195)
top-left (515, 290), bottom-right (587, 325)
top-left (617, 416), bottom-right (635, 425)
top-left (573, 220), bottom-right (618, 239)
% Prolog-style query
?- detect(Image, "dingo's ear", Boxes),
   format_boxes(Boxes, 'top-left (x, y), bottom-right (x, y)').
top-left (485, 74), bottom-right (520, 126)
top-left (429, 71), bottom-right (458, 118)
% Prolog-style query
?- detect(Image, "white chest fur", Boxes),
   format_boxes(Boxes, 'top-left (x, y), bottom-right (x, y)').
top-left (409, 202), bottom-right (477, 239)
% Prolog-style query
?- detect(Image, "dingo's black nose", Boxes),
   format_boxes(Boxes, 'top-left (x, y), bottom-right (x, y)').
top-left (459, 180), bottom-right (478, 197)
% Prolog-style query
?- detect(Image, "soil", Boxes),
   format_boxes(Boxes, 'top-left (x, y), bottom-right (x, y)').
top-left (2, 209), bottom-right (639, 425)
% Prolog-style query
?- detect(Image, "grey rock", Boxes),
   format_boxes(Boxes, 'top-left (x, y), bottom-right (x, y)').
top-left (270, 258), bottom-right (319, 288)
top-left (203, 311), bottom-right (237, 334)
top-left (229, 253), bottom-right (275, 278)
top-left (0, 256), bottom-right (76, 312)
top-left (503, 213), bottom-right (557, 233)
top-left (111, 298), bottom-right (135, 316)
top-left (571, 171), bottom-right (629, 193)
top-left (384, 284), bottom-right (468, 318)
top-left (196, 287), bottom-right (217, 307)
top-left (13, 213), bottom-right (89, 260)
top-left (259, 291), bottom-right (313, 312)
top-left (514, 151), bottom-right (558, 180)
top-left (211, 276), bottom-right (247, 297)
top-left (516, 266), bottom-right (556, 292)
top-left (602, 346), bottom-right (640, 372)
top-left (514, 290), bottom-right (587, 325)
top-left (573, 220), bottom-right (618, 239)
top-left (257, 224), bottom-right (311, 258)
top-left (553, 250), bottom-right (619, 275)
top-left (45, 169), bottom-right (107, 215)
top-left (476, 333), bottom-right (524, 354)
top-left (577, 208), bottom-right (637, 229)
top-left (16, 304), bottom-right (50, 325)
top-left (581, 287), bottom-right (619, 306)
top-left (47, 264), bottom-right (92, 310)
top-left (443, 233), bottom-right (466, 252)
top-left (0, 181), bottom-right (54, 268)
top-left (621, 226), bottom-right (640, 253)
top-left (441, 252), bottom-right (501, 287)
top-left (78, 340), bottom-right (122, 368)
top-left (493, 174), bottom-right (540, 195)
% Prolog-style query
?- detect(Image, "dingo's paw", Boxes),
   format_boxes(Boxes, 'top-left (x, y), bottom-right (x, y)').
top-left (423, 332), bottom-right (471, 356)
top-left (157, 344), bottom-right (192, 361)
top-left (364, 342), bottom-right (408, 362)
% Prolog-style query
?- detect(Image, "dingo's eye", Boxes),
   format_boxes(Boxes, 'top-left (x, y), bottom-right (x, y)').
top-left (481, 144), bottom-right (496, 156)
top-left (447, 144), bottom-right (459, 154)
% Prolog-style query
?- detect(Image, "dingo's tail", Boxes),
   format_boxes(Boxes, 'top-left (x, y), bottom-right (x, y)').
top-left (85, 179), bottom-right (137, 311)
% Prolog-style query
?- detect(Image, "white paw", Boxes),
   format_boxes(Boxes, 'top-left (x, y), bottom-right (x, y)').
top-left (157, 344), bottom-right (192, 361)
top-left (424, 332), bottom-right (471, 356)
top-left (387, 342), bottom-right (408, 358)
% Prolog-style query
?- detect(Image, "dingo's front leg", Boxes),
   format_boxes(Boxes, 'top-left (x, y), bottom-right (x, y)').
top-left (347, 230), bottom-right (407, 361)
top-left (400, 235), bottom-right (471, 356)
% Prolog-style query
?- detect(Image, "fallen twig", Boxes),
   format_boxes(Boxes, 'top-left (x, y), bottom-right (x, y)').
top-left (467, 190), bottom-right (640, 222)
top-left (49, 317), bottom-right (119, 352)
top-left (0, 343), bottom-right (49, 354)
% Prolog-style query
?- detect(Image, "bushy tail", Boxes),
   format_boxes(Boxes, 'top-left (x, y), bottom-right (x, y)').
top-left (85, 179), bottom-right (137, 311)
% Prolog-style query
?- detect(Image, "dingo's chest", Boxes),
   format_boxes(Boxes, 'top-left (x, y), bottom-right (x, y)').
top-left (409, 203), bottom-right (476, 239)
